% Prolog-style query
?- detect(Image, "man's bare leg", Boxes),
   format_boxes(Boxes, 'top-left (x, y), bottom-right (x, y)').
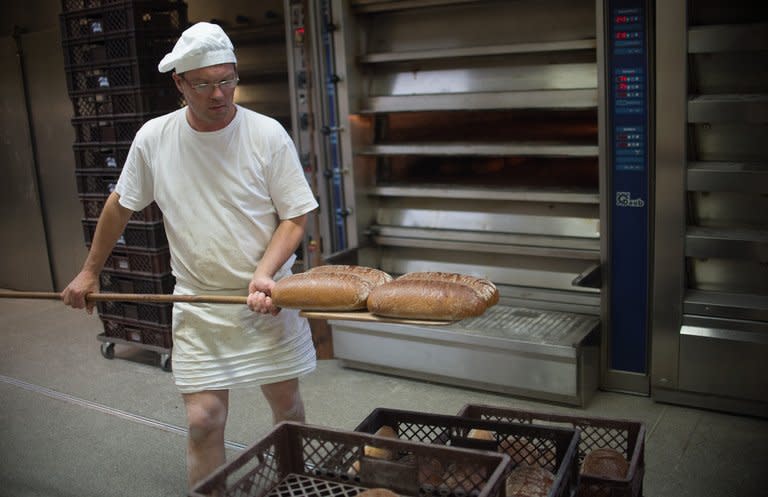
top-left (183, 389), bottom-right (229, 489)
top-left (261, 378), bottom-right (305, 424)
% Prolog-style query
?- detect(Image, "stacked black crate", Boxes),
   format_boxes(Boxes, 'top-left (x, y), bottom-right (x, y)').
top-left (60, 0), bottom-right (188, 370)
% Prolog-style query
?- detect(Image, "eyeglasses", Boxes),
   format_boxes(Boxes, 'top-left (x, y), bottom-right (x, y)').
top-left (181, 76), bottom-right (239, 94)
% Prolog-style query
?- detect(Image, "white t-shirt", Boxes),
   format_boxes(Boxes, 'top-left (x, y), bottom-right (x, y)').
top-left (116, 105), bottom-right (318, 290)
top-left (114, 106), bottom-right (318, 392)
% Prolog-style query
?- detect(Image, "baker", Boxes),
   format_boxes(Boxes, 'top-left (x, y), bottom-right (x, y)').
top-left (61, 22), bottom-right (319, 489)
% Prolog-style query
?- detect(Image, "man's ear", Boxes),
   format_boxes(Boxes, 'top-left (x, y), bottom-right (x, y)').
top-left (172, 72), bottom-right (184, 93)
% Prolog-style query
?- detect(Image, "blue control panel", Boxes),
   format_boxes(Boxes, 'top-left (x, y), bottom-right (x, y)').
top-left (608, 0), bottom-right (650, 374)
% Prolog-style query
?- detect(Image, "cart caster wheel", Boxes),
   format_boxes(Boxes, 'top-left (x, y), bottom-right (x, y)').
top-left (100, 342), bottom-right (115, 360)
top-left (160, 353), bottom-right (172, 372)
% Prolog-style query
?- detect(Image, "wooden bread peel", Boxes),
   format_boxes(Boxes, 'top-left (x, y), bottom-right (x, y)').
top-left (0, 291), bottom-right (455, 325)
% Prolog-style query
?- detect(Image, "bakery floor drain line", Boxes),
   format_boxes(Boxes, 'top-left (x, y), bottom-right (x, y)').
top-left (0, 374), bottom-right (247, 451)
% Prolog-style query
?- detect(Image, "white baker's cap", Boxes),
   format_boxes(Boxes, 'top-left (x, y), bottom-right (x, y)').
top-left (158, 22), bottom-right (237, 74)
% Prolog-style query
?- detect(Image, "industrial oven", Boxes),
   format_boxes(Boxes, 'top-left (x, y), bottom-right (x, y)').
top-left (283, 0), bottom-right (767, 414)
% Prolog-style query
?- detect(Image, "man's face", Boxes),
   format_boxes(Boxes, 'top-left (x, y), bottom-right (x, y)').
top-left (173, 63), bottom-right (238, 131)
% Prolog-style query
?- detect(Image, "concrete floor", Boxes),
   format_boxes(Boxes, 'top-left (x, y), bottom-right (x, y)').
top-left (1, 298), bottom-right (767, 497)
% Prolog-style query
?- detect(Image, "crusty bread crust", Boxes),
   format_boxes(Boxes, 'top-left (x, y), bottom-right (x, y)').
top-left (367, 279), bottom-right (487, 320)
top-left (308, 265), bottom-right (393, 286)
top-left (396, 272), bottom-right (499, 307)
top-left (271, 272), bottom-right (372, 310)
top-left (505, 465), bottom-right (556, 497)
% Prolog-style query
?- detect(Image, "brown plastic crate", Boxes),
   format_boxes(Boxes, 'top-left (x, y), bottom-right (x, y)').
top-left (61, 0), bottom-right (125, 11)
top-left (73, 144), bottom-right (130, 169)
top-left (60, 1), bottom-right (187, 40)
top-left (100, 315), bottom-right (171, 349)
top-left (70, 86), bottom-right (182, 117)
top-left (65, 59), bottom-right (167, 93)
top-left (99, 270), bottom-right (174, 294)
top-left (82, 219), bottom-right (167, 249)
top-left (97, 299), bottom-right (172, 326)
top-left (71, 115), bottom-right (154, 145)
top-left (62, 33), bottom-right (178, 66)
top-left (458, 404), bottom-right (646, 497)
top-left (75, 169), bottom-right (120, 195)
top-left (190, 421), bottom-right (511, 497)
top-left (81, 195), bottom-right (163, 222)
top-left (354, 408), bottom-right (579, 497)
top-left (102, 246), bottom-right (170, 275)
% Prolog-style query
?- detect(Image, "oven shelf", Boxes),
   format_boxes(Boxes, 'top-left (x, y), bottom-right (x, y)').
top-left (359, 39), bottom-right (597, 63)
top-left (687, 161), bottom-right (768, 193)
top-left (357, 142), bottom-right (598, 157)
top-left (686, 226), bottom-right (768, 261)
top-left (372, 228), bottom-right (600, 259)
top-left (367, 185), bottom-right (599, 203)
top-left (688, 22), bottom-right (768, 53)
top-left (360, 89), bottom-right (598, 113)
top-left (688, 93), bottom-right (768, 123)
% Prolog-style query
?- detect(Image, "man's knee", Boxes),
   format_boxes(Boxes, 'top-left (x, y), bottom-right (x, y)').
top-left (184, 392), bottom-right (228, 442)
top-left (261, 380), bottom-right (305, 423)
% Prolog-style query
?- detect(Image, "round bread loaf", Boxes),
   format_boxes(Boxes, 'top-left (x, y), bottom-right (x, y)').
top-left (396, 272), bottom-right (499, 307)
top-left (580, 447), bottom-right (629, 479)
top-left (367, 279), bottom-right (487, 320)
top-left (505, 465), bottom-right (555, 497)
top-left (272, 272), bottom-right (372, 310)
top-left (309, 265), bottom-right (393, 287)
top-left (357, 489), bottom-right (399, 497)
top-left (468, 429), bottom-right (495, 441)
top-left (349, 425), bottom-right (399, 475)
top-left (502, 438), bottom-right (542, 466)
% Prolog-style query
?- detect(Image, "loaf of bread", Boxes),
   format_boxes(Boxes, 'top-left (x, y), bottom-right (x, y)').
top-left (396, 272), bottom-right (499, 307)
top-left (505, 465), bottom-right (556, 497)
top-left (502, 437), bottom-right (543, 466)
top-left (271, 272), bottom-right (372, 310)
top-left (580, 447), bottom-right (629, 479)
top-left (357, 489), bottom-right (399, 497)
top-left (349, 425), bottom-right (399, 475)
top-left (367, 279), bottom-right (487, 320)
top-left (309, 265), bottom-right (393, 286)
top-left (468, 429), bottom-right (495, 441)
top-left (443, 463), bottom-right (488, 493)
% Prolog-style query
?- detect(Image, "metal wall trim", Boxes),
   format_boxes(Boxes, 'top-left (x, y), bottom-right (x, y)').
top-left (650, 0), bottom-right (687, 390)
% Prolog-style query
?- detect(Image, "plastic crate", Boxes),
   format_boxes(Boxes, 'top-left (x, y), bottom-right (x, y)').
top-left (354, 408), bottom-right (579, 497)
top-left (102, 246), bottom-right (171, 275)
top-left (99, 270), bottom-right (174, 294)
top-left (70, 86), bottom-right (182, 117)
top-left (100, 315), bottom-right (172, 349)
top-left (190, 421), bottom-right (512, 497)
top-left (81, 194), bottom-right (163, 222)
top-left (75, 169), bottom-right (120, 195)
top-left (97, 299), bottom-right (172, 326)
top-left (62, 32), bottom-right (178, 66)
top-left (71, 115), bottom-right (153, 145)
top-left (73, 144), bottom-right (130, 169)
top-left (457, 404), bottom-right (646, 497)
top-left (61, 0), bottom-right (125, 12)
top-left (60, 1), bottom-right (187, 41)
top-left (82, 219), bottom-right (167, 249)
top-left (65, 58), bottom-right (167, 93)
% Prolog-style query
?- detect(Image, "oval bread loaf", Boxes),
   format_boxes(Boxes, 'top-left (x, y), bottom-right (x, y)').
top-left (580, 448), bottom-right (629, 479)
top-left (367, 279), bottom-right (487, 320)
top-left (396, 272), bottom-right (499, 307)
top-left (505, 465), bottom-right (556, 497)
top-left (272, 272), bottom-right (372, 310)
top-left (309, 265), bottom-right (393, 287)
top-left (357, 489), bottom-right (399, 497)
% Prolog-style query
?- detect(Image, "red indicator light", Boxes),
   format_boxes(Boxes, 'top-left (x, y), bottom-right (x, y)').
top-left (618, 83), bottom-right (628, 90)
top-left (616, 32), bottom-right (627, 39)
top-left (616, 15), bottom-right (627, 23)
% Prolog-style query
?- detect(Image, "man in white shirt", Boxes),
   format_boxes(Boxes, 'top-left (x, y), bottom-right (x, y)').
top-left (62, 22), bottom-right (319, 489)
